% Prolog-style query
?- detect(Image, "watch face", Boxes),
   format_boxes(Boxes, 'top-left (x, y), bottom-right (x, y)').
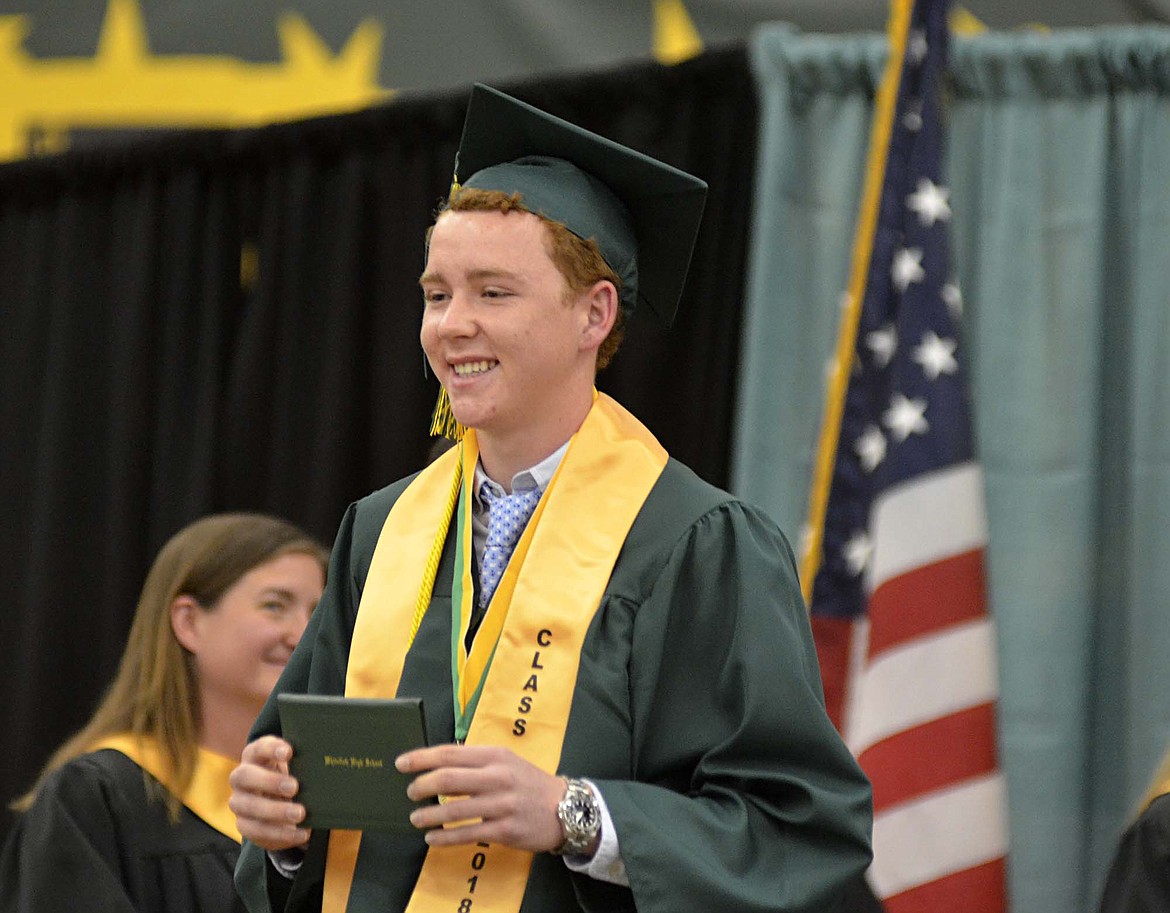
top-left (569, 800), bottom-right (597, 829)
top-left (558, 780), bottom-right (601, 851)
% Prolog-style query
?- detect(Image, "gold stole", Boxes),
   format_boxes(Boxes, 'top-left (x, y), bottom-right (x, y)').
top-left (91, 734), bottom-right (242, 842)
top-left (323, 393), bottom-right (667, 913)
top-left (1148, 775), bottom-right (1170, 810)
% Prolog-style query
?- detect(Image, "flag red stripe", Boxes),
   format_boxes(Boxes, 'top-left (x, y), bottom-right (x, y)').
top-left (868, 548), bottom-right (987, 657)
top-left (883, 857), bottom-right (1007, 913)
top-left (810, 615), bottom-right (854, 732)
top-left (859, 703), bottom-right (999, 812)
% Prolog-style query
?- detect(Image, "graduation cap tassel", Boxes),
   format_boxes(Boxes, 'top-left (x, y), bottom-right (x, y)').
top-left (421, 176), bottom-right (468, 443)
top-left (429, 387), bottom-right (466, 442)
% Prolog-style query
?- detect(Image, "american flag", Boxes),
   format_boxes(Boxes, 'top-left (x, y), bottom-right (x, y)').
top-left (801, 0), bottom-right (1009, 910)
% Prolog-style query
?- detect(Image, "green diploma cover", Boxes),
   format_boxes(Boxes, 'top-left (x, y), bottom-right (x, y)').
top-left (277, 694), bottom-right (430, 831)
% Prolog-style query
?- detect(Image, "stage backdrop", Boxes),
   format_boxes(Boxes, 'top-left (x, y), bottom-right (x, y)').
top-left (0, 46), bottom-right (758, 842)
top-left (733, 23), bottom-right (1170, 913)
top-left (0, 0), bottom-right (1149, 163)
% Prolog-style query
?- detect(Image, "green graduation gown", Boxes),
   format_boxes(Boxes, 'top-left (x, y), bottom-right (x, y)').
top-left (235, 458), bottom-right (873, 913)
top-left (0, 750), bottom-right (245, 913)
top-left (1098, 793), bottom-right (1170, 913)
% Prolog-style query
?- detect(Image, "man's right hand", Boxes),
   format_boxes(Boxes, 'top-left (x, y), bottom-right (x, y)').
top-left (228, 735), bottom-right (312, 850)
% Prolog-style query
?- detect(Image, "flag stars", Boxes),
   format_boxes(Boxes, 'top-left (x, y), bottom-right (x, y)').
top-left (866, 323), bottom-right (897, 368)
top-left (883, 393), bottom-right (929, 441)
top-left (892, 246), bottom-right (925, 292)
top-left (942, 282), bottom-right (963, 318)
top-left (854, 424), bottom-right (887, 473)
top-left (843, 531), bottom-right (874, 576)
top-left (906, 178), bottom-right (951, 226)
top-left (907, 28), bottom-right (929, 64)
top-left (913, 330), bottom-right (958, 380)
top-left (902, 99), bottom-right (924, 133)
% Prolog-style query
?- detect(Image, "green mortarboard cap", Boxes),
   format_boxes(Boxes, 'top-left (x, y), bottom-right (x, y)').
top-left (452, 84), bottom-right (707, 326)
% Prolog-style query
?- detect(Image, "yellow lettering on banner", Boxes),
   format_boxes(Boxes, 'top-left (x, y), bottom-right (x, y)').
top-left (652, 0), bottom-right (703, 65)
top-left (0, 0), bottom-right (388, 161)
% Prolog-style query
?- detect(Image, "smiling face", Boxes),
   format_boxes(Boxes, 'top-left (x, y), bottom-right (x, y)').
top-left (420, 207), bottom-right (616, 473)
top-left (175, 551), bottom-right (324, 717)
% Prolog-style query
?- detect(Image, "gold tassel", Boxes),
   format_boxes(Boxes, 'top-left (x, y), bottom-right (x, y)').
top-left (429, 387), bottom-right (466, 441)
top-left (409, 453), bottom-right (463, 646)
top-left (422, 177), bottom-right (468, 443)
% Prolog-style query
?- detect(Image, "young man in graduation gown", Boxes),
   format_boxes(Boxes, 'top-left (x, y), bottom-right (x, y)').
top-left (229, 84), bottom-right (874, 913)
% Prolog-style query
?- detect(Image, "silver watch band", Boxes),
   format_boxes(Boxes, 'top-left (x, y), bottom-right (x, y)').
top-left (552, 777), bottom-right (601, 856)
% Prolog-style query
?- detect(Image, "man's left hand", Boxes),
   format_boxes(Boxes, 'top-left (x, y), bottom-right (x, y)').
top-left (396, 744), bottom-right (567, 853)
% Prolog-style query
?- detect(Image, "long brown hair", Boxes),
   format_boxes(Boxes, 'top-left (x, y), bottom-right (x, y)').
top-left (12, 513), bottom-right (328, 815)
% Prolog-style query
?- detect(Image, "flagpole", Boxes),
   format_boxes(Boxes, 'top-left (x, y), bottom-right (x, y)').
top-left (798, 0), bottom-right (914, 604)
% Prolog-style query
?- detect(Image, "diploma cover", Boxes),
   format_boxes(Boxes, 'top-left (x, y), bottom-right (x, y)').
top-left (278, 694), bottom-right (430, 831)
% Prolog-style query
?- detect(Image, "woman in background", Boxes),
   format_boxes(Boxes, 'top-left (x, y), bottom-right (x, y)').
top-left (1098, 745), bottom-right (1170, 912)
top-left (0, 512), bottom-right (328, 913)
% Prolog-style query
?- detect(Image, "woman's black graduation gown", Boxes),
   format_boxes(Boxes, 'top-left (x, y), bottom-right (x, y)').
top-left (0, 749), bottom-right (244, 913)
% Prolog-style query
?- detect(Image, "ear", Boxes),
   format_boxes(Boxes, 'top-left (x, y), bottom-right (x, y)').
top-left (170, 595), bottom-right (203, 654)
top-left (579, 279), bottom-right (619, 353)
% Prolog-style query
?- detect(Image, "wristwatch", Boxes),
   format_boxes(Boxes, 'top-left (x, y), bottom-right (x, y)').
top-left (551, 778), bottom-right (601, 856)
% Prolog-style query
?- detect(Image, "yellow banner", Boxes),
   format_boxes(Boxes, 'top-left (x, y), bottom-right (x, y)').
top-left (0, 0), bottom-right (386, 161)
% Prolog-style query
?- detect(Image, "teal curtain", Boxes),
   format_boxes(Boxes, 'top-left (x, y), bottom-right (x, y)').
top-left (734, 24), bottom-right (1170, 913)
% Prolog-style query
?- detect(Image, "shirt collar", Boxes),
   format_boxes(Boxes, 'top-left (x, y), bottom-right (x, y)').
top-left (473, 440), bottom-right (570, 510)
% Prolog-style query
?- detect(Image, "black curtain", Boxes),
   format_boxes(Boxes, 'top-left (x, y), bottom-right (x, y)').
top-left (0, 46), bottom-right (758, 840)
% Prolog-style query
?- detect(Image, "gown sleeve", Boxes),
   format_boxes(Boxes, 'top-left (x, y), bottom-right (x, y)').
top-left (1, 752), bottom-right (243, 913)
top-left (1098, 794), bottom-right (1170, 913)
top-left (587, 499), bottom-right (873, 913)
top-left (0, 758), bottom-right (140, 913)
top-left (235, 494), bottom-right (391, 913)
